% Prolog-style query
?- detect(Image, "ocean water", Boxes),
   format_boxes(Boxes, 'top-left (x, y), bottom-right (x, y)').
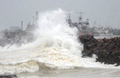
top-left (0, 9), bottom-right (120, 78)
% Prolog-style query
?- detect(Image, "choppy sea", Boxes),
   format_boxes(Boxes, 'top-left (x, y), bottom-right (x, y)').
top-left (0, 9), bottom-right (120, 78)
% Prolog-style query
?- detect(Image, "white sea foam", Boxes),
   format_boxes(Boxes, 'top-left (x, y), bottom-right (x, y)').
top-left (0, 9), bottom-right (119, 74)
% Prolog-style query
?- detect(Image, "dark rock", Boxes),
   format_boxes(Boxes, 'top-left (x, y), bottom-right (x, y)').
top-left (79, 35), bottom-right (120, 66)
top-left (0, 75), bottom-right (18, 78)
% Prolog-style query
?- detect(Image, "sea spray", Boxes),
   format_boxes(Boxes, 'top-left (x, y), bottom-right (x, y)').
top-left (0, 9), bottom-right (83, 74)
top-left (34, 9), bottom-right (83, 55)
top-left (0, 9), bottom-right (119, 74)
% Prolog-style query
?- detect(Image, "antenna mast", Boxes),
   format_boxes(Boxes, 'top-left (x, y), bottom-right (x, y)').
top-left (77, 12), bottom-right (84, 22)
top-left (67, 10), bottom-right (73, 26)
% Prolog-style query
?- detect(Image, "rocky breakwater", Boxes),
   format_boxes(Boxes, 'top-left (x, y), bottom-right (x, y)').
top-left (79, 35), bottom-right (120, 66)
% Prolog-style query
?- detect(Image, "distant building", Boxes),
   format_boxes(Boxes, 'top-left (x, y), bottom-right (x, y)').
top-left (10, 26), bottom-right (20, 32)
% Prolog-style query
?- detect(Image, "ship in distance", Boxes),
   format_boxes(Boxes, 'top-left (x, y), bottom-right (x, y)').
top-left (67, 12), bottom-right (114, 36)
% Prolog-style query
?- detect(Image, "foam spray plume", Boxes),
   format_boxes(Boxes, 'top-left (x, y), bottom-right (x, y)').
top-left (34, 9), bottom-right (82, 55)
top-left (0, 9), bottom-right (119, 74)
top-left (0, 9), bottom-right (83, 74)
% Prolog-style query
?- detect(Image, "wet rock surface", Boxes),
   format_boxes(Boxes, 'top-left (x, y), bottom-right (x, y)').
top-left (0, 75), bottom-right (18, 78)
top-left (79, 35), bottom-right (120, 66)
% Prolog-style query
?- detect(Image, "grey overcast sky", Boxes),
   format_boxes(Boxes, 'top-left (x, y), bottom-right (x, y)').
top-left (0, 0), bottom-right (120, 30)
